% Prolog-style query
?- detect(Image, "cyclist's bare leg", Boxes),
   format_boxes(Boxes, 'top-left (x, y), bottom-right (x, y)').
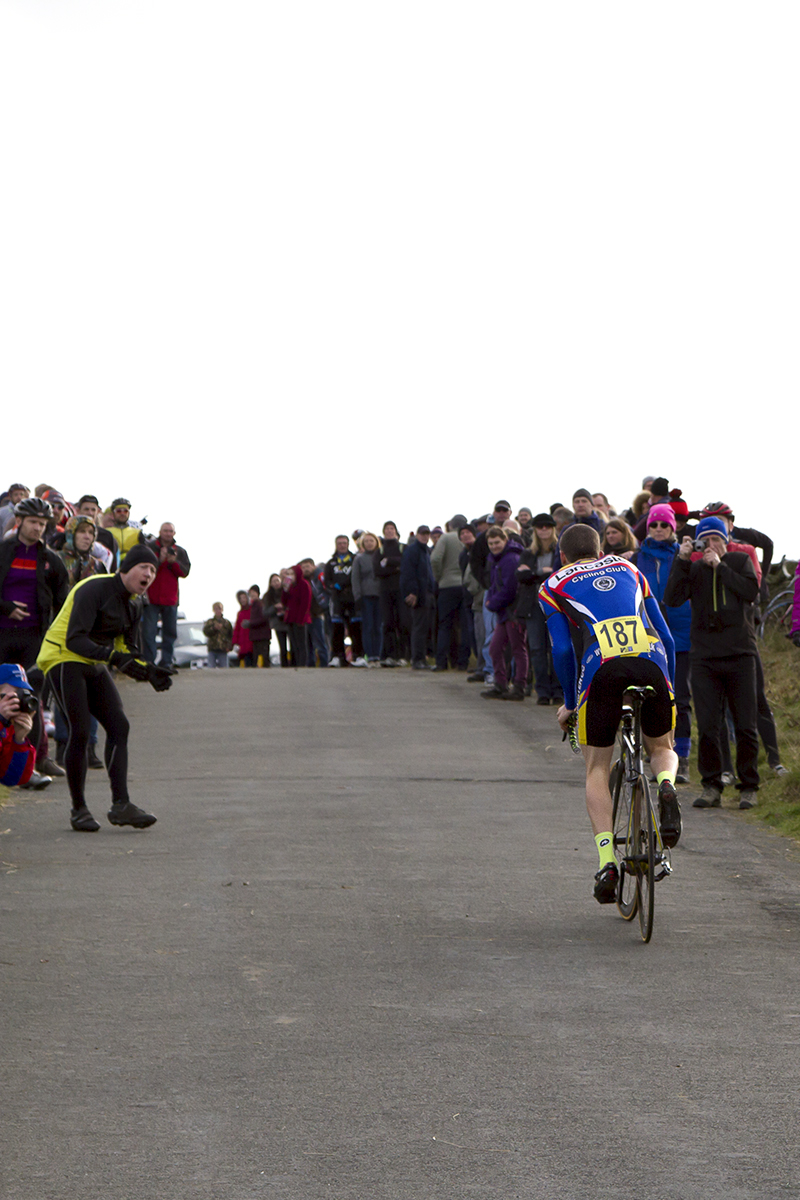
top-left (582, 744), bottom-right (616, 834)
top-left (644, 732), bottom-right (678, 780)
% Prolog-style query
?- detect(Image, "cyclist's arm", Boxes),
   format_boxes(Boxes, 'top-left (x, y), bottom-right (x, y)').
top-left (644, 594), bottom-right (675, 683)
top-left (545, 610), bottom-right (578, 709)
top-left (65, 585), bottom-right (116, 661)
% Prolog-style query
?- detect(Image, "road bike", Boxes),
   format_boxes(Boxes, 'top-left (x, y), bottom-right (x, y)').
top-left (609, 685), bottom-right (673, 943)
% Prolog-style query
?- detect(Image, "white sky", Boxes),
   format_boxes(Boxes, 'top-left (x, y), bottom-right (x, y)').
top-left (1, 2), bottom-right (797, 619)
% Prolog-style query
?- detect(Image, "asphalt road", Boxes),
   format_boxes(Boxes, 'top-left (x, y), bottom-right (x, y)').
top-left (3, 668), bottom-right (800, 1199)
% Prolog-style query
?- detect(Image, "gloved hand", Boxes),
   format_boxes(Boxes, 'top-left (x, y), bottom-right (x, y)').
top-left (109, 651), bottom-right (150, 681)
top-left (146, 663), bottom-right (173, 692)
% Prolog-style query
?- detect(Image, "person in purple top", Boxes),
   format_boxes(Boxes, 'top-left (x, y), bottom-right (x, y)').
top-left (481, 525), bottom-right (527, 701)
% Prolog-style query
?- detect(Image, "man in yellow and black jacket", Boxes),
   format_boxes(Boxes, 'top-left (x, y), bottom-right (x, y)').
top-left (38, 545), bottom-right (172, 832)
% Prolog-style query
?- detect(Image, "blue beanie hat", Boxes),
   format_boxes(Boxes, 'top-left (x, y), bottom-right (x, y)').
top-left (696, 516), bottom-right (730, 543)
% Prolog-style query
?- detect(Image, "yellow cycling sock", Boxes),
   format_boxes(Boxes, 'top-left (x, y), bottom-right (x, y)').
top-left (657, 770), bottom-right (676, 786)
top-left (595, 832), bottom-right (615, 869)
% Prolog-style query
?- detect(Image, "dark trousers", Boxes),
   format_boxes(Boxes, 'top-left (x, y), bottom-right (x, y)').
top-left (692, 655), bottom-right (759, 792)
top-left (331, 607), bottom-right (363, 661)
top-left (379, 589), bottom-right (404, 660)
top-left (47, 662), bottom-right (130, 808)
top-left (673, 650), bottom-right (692, 749)
top-left (288, 624), bottom-right (308, 667)
top-left (360, 595), bottom-right (382, 660)
top-left (436, 586), bottom-right (469, 669)
top-left (0, 627), bottom-right (46, 759)
top-left (409, 596), bottom-right (433, 664)
top-left (252, 638), bottom-right (271, 666)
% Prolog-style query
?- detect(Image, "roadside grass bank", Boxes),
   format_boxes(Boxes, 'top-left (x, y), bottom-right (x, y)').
top-left (740, 626), bottom-right (800, 839)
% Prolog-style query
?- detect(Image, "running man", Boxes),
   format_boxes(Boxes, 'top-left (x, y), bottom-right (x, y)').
top-left (37, 545), bottom-right (172, 832)
top-left (539, 524), bottom-right (681, 903)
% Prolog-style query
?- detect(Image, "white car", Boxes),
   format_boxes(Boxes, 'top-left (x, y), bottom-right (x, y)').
top-left (155, 620), bottom-right (209, 668)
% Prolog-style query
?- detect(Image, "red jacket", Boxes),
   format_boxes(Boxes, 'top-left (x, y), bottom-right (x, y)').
top-left (0, 724), bottom-right (35, 788)
top-left (282, 565), bottom-right (312, 625)
top-left (146, 539), bottom-right (191, 607)
top-left (690, 541), bottom-right (761, 585)
top-left (232, 606), bottom-right (253, 656)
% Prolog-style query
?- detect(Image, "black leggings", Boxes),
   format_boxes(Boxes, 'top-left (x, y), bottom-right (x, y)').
top-left (47, 662), bottom-right (130, 808)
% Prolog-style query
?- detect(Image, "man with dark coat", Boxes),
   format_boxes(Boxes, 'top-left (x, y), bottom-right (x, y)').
top-left (400, 526), bottom-right (435, 669)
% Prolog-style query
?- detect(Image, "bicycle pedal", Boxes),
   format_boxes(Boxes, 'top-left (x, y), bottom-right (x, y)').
top-left (654, 851), bottom-right (673, 881)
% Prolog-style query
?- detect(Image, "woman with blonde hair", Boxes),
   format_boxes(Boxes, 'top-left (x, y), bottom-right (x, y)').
top-left (352, 532), bottom-right (382, 665)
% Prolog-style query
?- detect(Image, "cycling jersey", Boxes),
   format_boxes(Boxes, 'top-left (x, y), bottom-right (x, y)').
top-left (36, 574), bottom-right (143, 674)
top-left (539, 554), bottom-right (675, 713)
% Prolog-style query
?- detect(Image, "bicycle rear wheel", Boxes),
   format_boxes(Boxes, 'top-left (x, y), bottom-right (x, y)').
top-left (611, 760), bottom-right (637, 920)
top-left (632, 776), bottom-right (655, 942)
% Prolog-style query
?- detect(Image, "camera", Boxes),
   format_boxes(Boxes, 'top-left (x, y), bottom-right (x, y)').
top-left (693, 539), bottom-right (708, 552)
top-left (16, 692), bottom-right (39, 715)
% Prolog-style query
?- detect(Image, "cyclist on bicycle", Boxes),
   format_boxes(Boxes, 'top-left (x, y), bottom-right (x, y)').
top-left (539, 524), bottom-right (681, 904)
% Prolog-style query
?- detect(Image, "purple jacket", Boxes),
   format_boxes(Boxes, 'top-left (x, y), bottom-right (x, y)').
top-left (792, 562), bottom-right (800, 636)
top-left (486, 540), bottom-right (524, 622)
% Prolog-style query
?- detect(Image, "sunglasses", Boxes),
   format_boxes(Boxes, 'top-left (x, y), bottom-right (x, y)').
top-left (649, 522), bottom-right (673, 529)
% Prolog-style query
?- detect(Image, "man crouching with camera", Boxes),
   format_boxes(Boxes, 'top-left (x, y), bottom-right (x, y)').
top-left (37, 545), bottom-right (173, 832)
top-left (0, 664), bottom-right (37, 788)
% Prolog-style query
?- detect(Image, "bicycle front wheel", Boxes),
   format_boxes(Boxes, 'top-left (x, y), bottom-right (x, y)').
top-left (611, 760), bottom-right (637, 920)
top-left (633, 776), bottom-right (655, 942)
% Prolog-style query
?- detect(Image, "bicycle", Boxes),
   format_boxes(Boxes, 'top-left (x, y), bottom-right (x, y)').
top-left (759, 585), bottom-right (795, 640)
top-left (609, 685), bottom-right (673, 943)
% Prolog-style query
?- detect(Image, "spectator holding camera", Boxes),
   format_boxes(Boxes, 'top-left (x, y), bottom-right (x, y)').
top-left (141, 522), bottom-right (191, 671)
top-left (664, 516), bottom-right (760, 809)
top-left (0, 663), bottom-right (37, 788)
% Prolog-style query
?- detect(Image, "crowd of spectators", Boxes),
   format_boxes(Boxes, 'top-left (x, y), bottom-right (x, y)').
top-left (213, 474), bottom-right (796, 803)
top-left (0, 482), bottom-right (189, 788)
top-left (1, 474), bottom-right (797, 806)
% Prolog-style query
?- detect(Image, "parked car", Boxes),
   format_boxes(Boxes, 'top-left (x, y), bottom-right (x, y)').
top-left (155, 619), bottom-right (209, 668)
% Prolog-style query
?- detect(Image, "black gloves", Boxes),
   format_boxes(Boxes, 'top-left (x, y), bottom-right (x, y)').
top-left (109, 651), bottom-right (150, 681)
top-left (146, 663), bottom-right (173, 692)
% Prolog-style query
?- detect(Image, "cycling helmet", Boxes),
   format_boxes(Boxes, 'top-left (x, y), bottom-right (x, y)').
top-left (701, 501), bottom-right (734, 519)
top-left (111, 497), bottom-right (132, 509)
top-left (14, 496), bottom-right (53, 520)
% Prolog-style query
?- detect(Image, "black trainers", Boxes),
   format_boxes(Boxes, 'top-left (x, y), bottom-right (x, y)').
top-left (38, 756), bottom-right (65, 778)
top-left (71, 806), bottom-right (100, 832)
top-left (503, 686), bottom-right (525, 701)
top-left (593, 862), bottom-right (619, 904)
top-left (658, 780), bottom-right (682, 848)
top-left (107, 802), bottom-right (157, 828)
top-left (480, 685), bottom-right (508, 699)
top-left (466, 671), bottom-right (485, 682)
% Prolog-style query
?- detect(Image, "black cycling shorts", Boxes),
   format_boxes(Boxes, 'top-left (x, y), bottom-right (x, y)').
top-left (581, 657), bottom-right (674, 748)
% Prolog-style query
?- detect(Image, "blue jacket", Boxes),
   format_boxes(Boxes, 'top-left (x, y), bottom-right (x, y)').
top-left (486, 540), bottom-right (524, 622)
top-left (634, 538), bottom-right (691, 652)
top-left (400, 540), bottom-right (434, 601)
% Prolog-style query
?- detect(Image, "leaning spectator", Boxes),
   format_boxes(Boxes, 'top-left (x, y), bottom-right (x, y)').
top-left (352, 533), bottom-right (382, 666)
top-left (552, 506), bottom-right (574, 536)
top-left (72, 495), bottom-right (118, 569)
top-left (516, 508), bottom-right (535, 547)
top-left (141, 522), bottom-right (191, 672)
top-left (203, 603), bottom-right (233, 668)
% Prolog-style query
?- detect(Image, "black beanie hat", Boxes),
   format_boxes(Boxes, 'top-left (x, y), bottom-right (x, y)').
top-left (120, 544), bottom-right (159, 573)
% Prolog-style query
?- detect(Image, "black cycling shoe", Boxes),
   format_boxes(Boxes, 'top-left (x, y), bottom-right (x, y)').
top-left (70, 806), bottom-right (101, 832)
top-left (107, 802), bottom-right (157, 829)
top-left (658, 780), bottom-right (682, 848)
top-left (593, 862), bottom-right (619, 904)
